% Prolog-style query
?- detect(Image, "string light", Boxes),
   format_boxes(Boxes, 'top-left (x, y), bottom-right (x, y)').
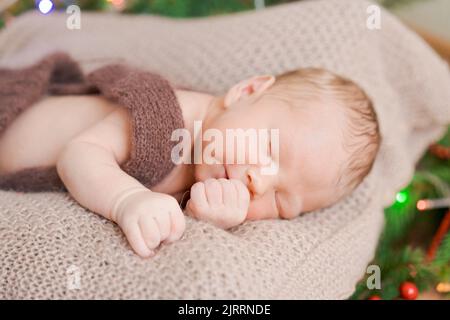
top-left (417, 198), bottom-right (450, 211)
top-left (107, 0), bottom-right (125, 11)
top-left (395, 190), bottom-right (408, 204)
top-left (416, 199), bottom-right (427, 211)
top-left (436, 282), bottom-right (450, 293)
top-left (37, 0), bottom-right (54, 14)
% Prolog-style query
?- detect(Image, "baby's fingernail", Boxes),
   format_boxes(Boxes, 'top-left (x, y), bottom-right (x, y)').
top-left (141, 248), bottom-right (155, 258)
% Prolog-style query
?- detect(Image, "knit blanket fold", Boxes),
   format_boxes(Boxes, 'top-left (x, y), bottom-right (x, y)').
top-left (0, 52), bottom-right (185, 192)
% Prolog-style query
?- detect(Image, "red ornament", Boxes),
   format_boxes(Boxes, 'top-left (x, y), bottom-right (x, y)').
top-left (399, 282), bottom-right (418, 300)
top-left (368, 295), bottom-right (382, 300)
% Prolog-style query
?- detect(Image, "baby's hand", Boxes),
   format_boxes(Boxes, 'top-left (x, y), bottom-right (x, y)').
top-left (111, 189), bottom-right (186, 258)
top-left (185, 179), bottom-right (250, 229)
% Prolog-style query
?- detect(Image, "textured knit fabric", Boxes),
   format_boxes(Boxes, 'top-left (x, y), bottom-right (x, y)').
top-left (0, 52), bottom-right (185, 191)
top-left (0, 0), bottom-right (449, 299)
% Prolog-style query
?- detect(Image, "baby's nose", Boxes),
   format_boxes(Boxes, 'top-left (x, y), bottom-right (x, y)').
top-left (246, 167), bottom-right (274, 199)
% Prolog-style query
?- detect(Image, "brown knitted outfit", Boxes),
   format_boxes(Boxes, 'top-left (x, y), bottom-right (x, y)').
top-left (0, 52), bottom-right (185, 192)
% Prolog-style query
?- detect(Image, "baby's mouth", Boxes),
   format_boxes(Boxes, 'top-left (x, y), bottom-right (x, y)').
top-left (208, 164), bottom-right (228, 180)
top-left (222, 164), bottom-right (229, 179)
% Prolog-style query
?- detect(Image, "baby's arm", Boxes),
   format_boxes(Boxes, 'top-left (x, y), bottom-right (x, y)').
top-left (185, 178), bottom-right (250, 229)
top-left (56, 107), bottom-right (185, 258)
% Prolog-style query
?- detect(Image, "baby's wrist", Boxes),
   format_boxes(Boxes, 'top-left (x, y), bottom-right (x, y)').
top-left (110, 186), bottom-right (149, 223)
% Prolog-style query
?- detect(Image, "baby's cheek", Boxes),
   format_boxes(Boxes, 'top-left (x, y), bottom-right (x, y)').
top-left (245, 198), bottom-right (278, 220)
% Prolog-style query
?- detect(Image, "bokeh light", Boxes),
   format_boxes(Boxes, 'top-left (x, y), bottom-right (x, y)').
top-left (395, 190), bottom-right (408, 204)
top-left (38, 0), bottom-right (54, 14)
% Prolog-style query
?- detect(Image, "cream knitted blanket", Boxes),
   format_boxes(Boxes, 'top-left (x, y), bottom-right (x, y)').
top-left (0, 0), bottom-right (449, 299)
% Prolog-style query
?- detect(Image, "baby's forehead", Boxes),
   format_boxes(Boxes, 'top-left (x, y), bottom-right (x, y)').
top-left (275, 101), bottom-right (348, 188)
top-left (270, 95), bottom-right (346, 133)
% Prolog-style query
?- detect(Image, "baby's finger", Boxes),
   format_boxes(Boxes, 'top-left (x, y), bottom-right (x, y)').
top-left (138, 215), bottom-right (161, 251)
top-left (219, 178), bottom-right (237, 207)
top-left (190, 182), bottom-right (208, 210)
top-left (166, 207), bottom-right (186, 243)
top-left (121, 219), bottom-right (155, 258)
top-left (152, 211), bottom-right (171, 242)
top-left (184, 199), bottom-right (196, 218)
top-left (231, 179), bottom-right (250, 210)
top-left (204, 179), bottom-right (222, 207)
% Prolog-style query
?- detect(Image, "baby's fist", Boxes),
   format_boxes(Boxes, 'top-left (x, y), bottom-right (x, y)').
top-left (185, 179), bottom-right (250, 229)
top-left (112, 189), bottom-right (185, 258)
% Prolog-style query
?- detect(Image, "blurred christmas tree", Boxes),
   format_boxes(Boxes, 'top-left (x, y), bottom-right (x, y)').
top-left (0, 0), bottom-right (295, 25)
top-left (352, 128), bottom-right (450, 300)
top-left (0, 0), bottom-right (447, 300)
top-left (0, 0), bottom-right (432, 26)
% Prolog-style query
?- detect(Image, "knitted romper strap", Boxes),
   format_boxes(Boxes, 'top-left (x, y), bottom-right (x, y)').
top-left (0, 52), bottom-right (185, 192)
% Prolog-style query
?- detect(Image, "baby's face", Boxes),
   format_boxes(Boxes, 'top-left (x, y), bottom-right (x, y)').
top-left (194, 90), bottom-right (348, 220)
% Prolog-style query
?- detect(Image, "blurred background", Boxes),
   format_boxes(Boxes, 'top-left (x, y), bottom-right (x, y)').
top-left (0, 0), bottom-right (449, 300)
top-left (0, 0), bottom-right (449, 35)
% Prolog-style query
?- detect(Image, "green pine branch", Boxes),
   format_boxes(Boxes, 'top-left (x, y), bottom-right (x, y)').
top-left (378, 0), bottom-right (431, 9)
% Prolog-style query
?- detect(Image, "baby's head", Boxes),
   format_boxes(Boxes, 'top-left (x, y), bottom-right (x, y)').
top-left (194, 68), bottom-right (380, 220)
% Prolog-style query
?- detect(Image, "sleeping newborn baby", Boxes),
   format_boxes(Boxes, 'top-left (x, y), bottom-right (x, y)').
top-left (0, 66), bottom-right (380, 258)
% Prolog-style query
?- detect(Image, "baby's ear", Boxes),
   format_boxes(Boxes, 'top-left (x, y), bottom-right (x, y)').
top-left (224, 75), bottom-right (275, 108)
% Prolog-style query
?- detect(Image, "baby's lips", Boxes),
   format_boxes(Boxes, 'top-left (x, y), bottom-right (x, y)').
top-left (223, 165), bottom-right (229, 179)
top-left (212, 164), bottom-right (227, 179)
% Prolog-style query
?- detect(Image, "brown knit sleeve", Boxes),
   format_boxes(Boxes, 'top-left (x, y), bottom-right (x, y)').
top-left (0, 52), bottom-right (94, 192)
top-left (0, 52), bottom-right (185, 192)
top-left (0, 52), bottom-right (90, 137)
top-left (86, 65), bottom-right (185, 188)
